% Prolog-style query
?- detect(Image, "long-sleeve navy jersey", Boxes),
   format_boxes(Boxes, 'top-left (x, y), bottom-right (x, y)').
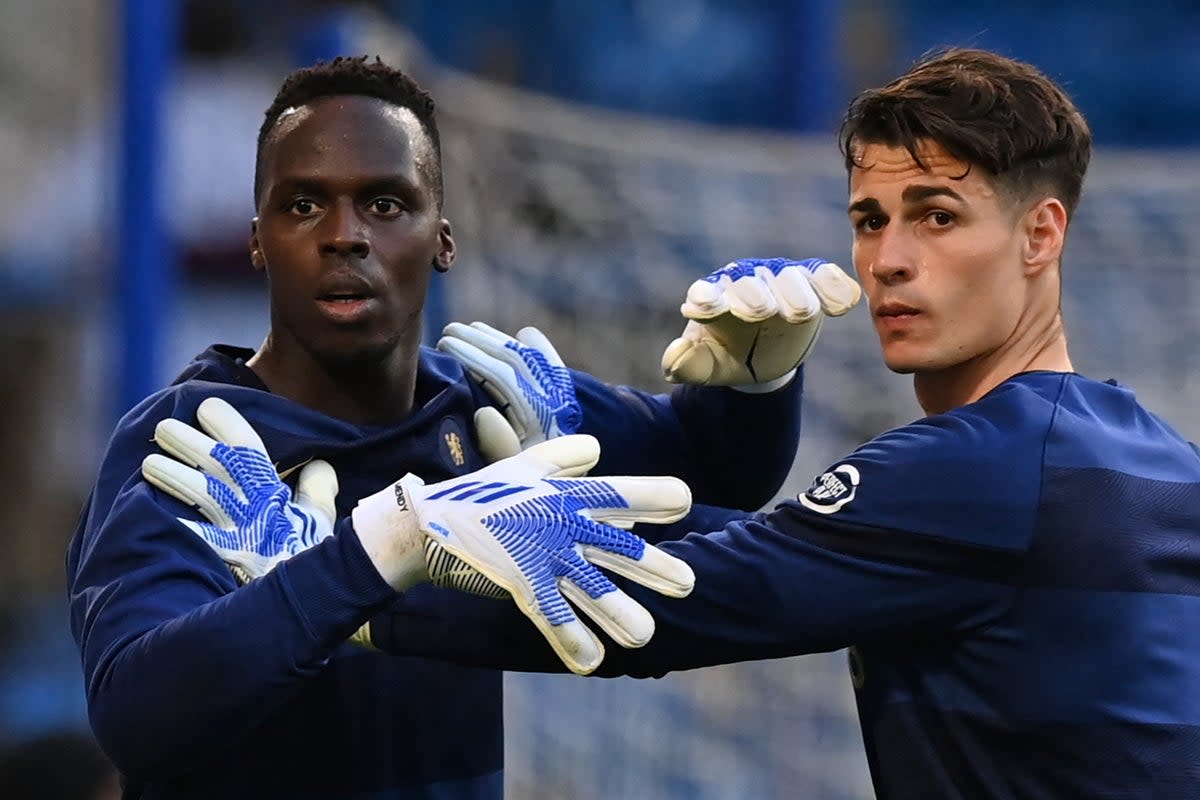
top-left (372, 371), bottom-right (1200, 799)
top-left (66, 344), bottom-right (803, 800)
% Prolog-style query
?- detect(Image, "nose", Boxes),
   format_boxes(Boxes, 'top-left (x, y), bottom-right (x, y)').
top-left (320, 200), bottom-right (370, 259)
top-left (868, 227), bottom-right (916, 286)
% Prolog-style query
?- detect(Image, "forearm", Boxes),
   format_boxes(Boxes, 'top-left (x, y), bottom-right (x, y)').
top-left (632, 503), bottom-right (752, 545)
top-left (367, 590), bottom-right (568, 673)
top-left (576, 369), bottom-right (803, 511)
top-left (369, 506), bottom-right (757, 675)
top-left (83, 526), bottom-right (395, 779)
top-left (668, 369), bottom-right (803, 509)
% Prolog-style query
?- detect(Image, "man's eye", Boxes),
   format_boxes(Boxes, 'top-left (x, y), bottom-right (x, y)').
top-left (288, 199), bottom-right (317, 215)
top-left (928, 211), bottom-right (954, 226)
top-left (370, 198), bottom-right (404, 215)
top-left (854, 215), bottom-right (885, 232)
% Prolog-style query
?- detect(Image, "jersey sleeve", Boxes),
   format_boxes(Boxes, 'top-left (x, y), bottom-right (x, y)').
top-left (370, 402), bottom-right (1048, 677)
top-left (65, 390), bottom-right (397, 780)
top-left (574, 367), bottom-right (803, 512)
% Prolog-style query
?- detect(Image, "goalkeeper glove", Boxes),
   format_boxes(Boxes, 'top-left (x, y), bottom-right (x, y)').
top-left (351, 434), bottom-right (693, 674)
top-left (661, 257), bottom-right (861, 389)
top-left (141, 396), bottom-right (338, 584)
top-left (144, 397), bottom-right (695, 675)
top-left (437, 321), bottom-right (582, 447)
top-left (141, 402), bottom-right (520, 585)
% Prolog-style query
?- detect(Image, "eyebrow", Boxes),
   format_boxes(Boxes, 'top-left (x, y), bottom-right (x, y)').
top-left (902, 184), bottom-right (966, 205)
top-left (847, 184), bottom-right (966, 215)
top-left (847, 197), bottom-right (882, 216)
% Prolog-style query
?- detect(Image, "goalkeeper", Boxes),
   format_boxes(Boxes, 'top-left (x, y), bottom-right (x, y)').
top-left (171, 50), bottom-right (1200, 799)
top-left (65, 56), bottom-right (858, 800)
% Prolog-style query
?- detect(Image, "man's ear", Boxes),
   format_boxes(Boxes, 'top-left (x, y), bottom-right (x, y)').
top-left (249, 217), bottom-right (265, 270)
top-left (1022, 198), bottom-right (1067, 276)
top-left (434, 218), bottom-right (457, 273)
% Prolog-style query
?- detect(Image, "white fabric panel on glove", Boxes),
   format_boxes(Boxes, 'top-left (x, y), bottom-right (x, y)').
top-left (661, 257), bottom-right (861, 388)
top-left (352, 434), bottom-right (695, 675)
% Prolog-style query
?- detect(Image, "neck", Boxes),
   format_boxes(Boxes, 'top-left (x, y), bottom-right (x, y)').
top-left (913, 311), bottom-right (1073, 416)
top-left (246, 332), bottom-right (422, 426)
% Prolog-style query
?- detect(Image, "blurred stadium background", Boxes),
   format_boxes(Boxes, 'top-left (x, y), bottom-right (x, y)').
top-left (2, 1), bottom-right (1199, 797)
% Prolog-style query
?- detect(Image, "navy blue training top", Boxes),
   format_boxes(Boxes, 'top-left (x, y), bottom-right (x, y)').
top-left (376, 372), bottom-right (1200, 799)
top-left (66, 344), bottom-right (803, 799)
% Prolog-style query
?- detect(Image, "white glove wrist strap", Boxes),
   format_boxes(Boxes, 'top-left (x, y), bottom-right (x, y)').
top-left (350, 479), bottom-right (428, 590)
top-left (732, 368), bottom-right (797, 394)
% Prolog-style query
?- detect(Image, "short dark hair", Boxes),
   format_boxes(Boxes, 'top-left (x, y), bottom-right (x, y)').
top-left (839, 48), bottom-right (1091, 218)
top-left (254, 56), bottom-right (443, 209)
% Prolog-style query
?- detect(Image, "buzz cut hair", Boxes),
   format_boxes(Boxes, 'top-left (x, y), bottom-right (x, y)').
top-left (254, 55), bottom-right (443, 209)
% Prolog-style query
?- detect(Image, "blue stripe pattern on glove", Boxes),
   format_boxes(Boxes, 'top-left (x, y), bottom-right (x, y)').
top-left (197, 443), bottom-right (321, 558)
top-left (477, 477), bottom-right (640, 626)
top-left (505, 340), bottom-right (582, 437)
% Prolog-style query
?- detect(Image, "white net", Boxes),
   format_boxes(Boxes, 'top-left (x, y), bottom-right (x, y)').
top-left (364, 24), bottom-right (1200, 800)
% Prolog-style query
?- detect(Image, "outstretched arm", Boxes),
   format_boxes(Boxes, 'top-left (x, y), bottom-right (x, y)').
top-left (436, 257), bottom-right (861, 513)
top-left (150, 395), bottom-right (1027, 682)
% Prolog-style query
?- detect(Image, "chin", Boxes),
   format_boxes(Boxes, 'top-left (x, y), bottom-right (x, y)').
top-left (884, 361), bottom-right (918, 375)
top-left (880, 346), bottom-right (949, 375)
top-left (312, 334), bottom-right (404, 369)
top-left (879, 344), bottom-right (921, 374)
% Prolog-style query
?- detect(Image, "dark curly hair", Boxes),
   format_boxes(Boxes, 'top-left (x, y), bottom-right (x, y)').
top-left (839, 48), bottom-right (1091, 218)
top-left (254, 56), bottom-right (443, 209)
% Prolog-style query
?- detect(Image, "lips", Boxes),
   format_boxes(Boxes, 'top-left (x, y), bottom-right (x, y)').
top-left (314, 272), bottom-right (378, 323)
top-left (315, 272), bottom-right (376, 303)
top-left (874, 302), bottom-right (921, 318)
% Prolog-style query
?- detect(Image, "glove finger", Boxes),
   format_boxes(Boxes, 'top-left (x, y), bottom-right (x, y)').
top-left (576, 475), bottom-right (692, 526)
top-left (437, 334), bottom-right (520, 396)
top-left (153, 418), bottom-right (240, 495)
top-left (760, 264), bottom-right (821, 324)
top-left (142, 454), bottom-right (236, 529)
top-left (724, 273), bottom-right (779, 323)
top-left (443, 321), bottom-right (522, 364)
top-left (294, 459), bottom-right (338, 528)
top-left (806, 260), bottom-right (863, 317)
top-left (514, 326), bottom-right (567, 370)
top-left (436, 336), bottom-right (531, 441)
top-left (527, 607), bottom-right (606, 675)
top-left (432, 536), bottom-right (605, 675)
top-left (459, 322), bottom-right (555, 388)
top-left (661, 332), bottom-right (716, 385)
top-left (581, 543), bottom-right (695, 598)
top-left (680, 274), bottom-right (733, 321)
top-left (474, 406), bottom-right (522, 463)
top-left (559, 578), bottom-right (655, 650)
top-left (521, 434), bottom-right (600, 477)
top-left (195, 397), bottom-right (270, 454)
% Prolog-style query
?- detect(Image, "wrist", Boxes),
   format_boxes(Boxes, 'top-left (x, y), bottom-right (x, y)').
top-left (350, 478), bottom-right (428, 590)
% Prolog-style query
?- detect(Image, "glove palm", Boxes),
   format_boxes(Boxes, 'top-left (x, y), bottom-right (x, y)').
top-left (662, 257), bottom-right (861, 387)
top-left (353, 434), bottom-right (694, 674)
top-left (438, 322), bottom-right (581, 446)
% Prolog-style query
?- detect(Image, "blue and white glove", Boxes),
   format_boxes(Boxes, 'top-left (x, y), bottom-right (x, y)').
top-left (351, 433), bottom-right (694, 674)
top-left (141, 398), bottom-right (338, 584)
top-left (437, 322), bottom-right (582, 447)
top-left (143, 398), bottom-right (695, 675)
top-left (141, 400), bottom-right (521, 588)
top-left (661, 257), bottom-right (862, 389)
